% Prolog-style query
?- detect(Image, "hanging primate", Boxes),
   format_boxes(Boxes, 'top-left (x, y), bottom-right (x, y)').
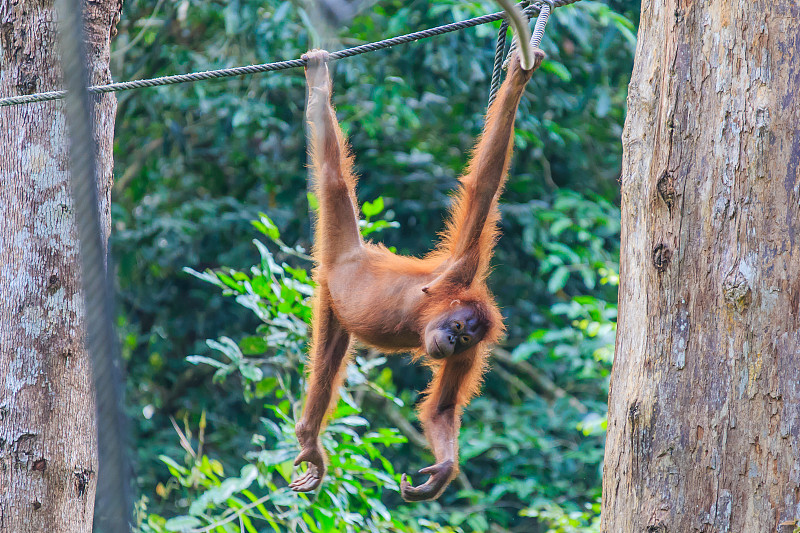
top-left (291, 47), bottom-right (543, 502)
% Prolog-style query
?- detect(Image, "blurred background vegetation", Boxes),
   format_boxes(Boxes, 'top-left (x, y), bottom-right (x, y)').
top-left (111, 1), bottom-right (638, 531)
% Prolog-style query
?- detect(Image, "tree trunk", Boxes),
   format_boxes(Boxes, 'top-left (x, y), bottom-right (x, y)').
top-left (0, 1), bottom-right (121, 531)
top-left (602, 1), bottom-right (800, 531)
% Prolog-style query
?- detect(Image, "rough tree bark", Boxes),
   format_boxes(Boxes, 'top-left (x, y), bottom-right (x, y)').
top-left (602, 1), bottom-right (800, 532)
top-left (0, 1), bottom-right (122, 531)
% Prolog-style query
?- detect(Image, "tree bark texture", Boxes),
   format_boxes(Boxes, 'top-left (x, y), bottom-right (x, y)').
top-left (602, 1), bottom-right (800, 532)
top-left (0, 0), bottom-right (121, 531)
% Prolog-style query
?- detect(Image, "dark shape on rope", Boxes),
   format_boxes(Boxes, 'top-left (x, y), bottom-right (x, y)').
top-left (56, 0), bottom-right (131, 530)
top-left (0, 0), bottom-right (581, 108)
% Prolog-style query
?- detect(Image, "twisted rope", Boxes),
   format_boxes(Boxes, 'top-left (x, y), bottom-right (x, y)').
top-left (489, 1), bottom-right (556, 106)
top-left (0, 0), bottom-right (581, 108)
top-left (531, 0), bottom-right (554, 49)
top-left (487, 19), bottom-right (509, 108)
top-left (496, 0), bottom-right (533, 68)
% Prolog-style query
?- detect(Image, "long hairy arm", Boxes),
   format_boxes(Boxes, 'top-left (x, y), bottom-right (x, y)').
top-left (400, 346), bottom-right (488, 501)
top-left (442, 51), bottom-right (542, 273)
top-left (305, 50), bottom-right (363, 264)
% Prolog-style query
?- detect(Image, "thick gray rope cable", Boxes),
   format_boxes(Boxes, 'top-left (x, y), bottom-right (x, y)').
top-left (489, 0), bottom-right (553, 106)
top-left (0, 0), bottom-right (581, 108)
top-left (487, 19), bottom-right (509, 108)
top-left (530, 0), bottom-right (555, 49)
top-left (56, 0), bottom-right (131, 530)
top-left (503, 0), bottom-right (554, 70)
top-left (497, 0), bottom-right (534, 69)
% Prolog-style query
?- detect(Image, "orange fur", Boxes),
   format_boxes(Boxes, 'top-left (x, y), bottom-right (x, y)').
top-left (292, 49), bottom-right (537, 501)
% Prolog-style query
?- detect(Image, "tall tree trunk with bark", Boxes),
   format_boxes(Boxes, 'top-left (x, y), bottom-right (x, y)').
top-left (602, 1), bottom-right (800, 532)
top-left (0, 1), bottom-right (121, 531)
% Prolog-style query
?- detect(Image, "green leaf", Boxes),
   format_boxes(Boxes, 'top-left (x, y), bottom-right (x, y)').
top-left (239, 336), bottom-right (269, 355)
top-left (207, 337), bottom-right (243, 361)
top-left (186, 355), bottom-right (228, 369)
top-left (539, 60), bottom-right (572, 81)
top-left (549, 217), bottom-right (573, 237)
top-left (217, 272), bottom-right (244, 292)
top-left (255, 448), bottom-right (296, 467)
top-left (240, 364), bottom-right (263, 381)
top-left (164, 516), bottom-right (202, 532)
top-left (253, 213), bottom-right (280, 241)
top-left (307, 192), bottom-right (319, 211)
top-left (183, 267), bottom-right (225, 289)
top-left (547, 266), bottom-right (570, 294)
top-left (336, 415), bottom-right (369, 427)
top-left (249, 275), bottom-right (273, 298)
top-left (362, 196), bottom-right (384, 218)
top-left (158, 455), bottom-right (189, 477)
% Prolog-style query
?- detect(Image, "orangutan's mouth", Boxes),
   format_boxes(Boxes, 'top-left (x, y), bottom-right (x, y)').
top-left (431, 338), bottom-right (445, 359)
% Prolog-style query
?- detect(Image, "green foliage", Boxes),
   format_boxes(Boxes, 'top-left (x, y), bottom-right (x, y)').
top-left (136, 204), bottom-right (455, 532)
top-left (521, 500), bottom-right (602, 533)
top-left (112, 0), bottom-right (638, 531)
top-left (360, 197), bottom-right (401, 237)
top-left (137, 403), bottom-right (420, 532)
top-left (136, 199), bottom-right (618, 532)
